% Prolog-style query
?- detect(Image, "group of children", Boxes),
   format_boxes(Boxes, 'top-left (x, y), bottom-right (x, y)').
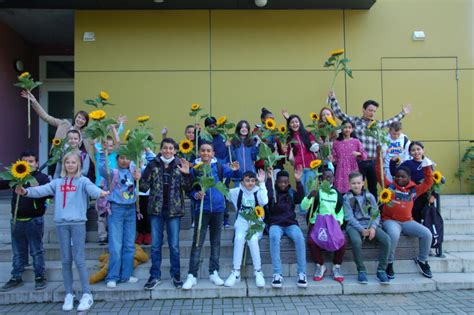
top-left (0, 89), bottom-right (439, 311)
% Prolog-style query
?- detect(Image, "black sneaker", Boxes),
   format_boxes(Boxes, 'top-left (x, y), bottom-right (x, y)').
top-left (415, 258), bottom-right (433, 278)
top-left (172, 276), bottom-right (183, 289)
top-left (35, 276), bottom-right (47, 290)
top-left (144, 277), bottom-right (161, 290)
top-left (1, 278), bottom-right (23, 291)
top-left (386, 263), bottom-right (395, 280)
top-left (271, 274), bottom-right (283, 288)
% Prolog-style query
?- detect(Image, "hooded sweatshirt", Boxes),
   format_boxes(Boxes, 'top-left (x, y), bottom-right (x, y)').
top-left (228, 182), bottom-right (268, 215)
top-left (99, 154), bottom-right (137, 205)
top-left (265, 179), bottom-right (305, 227)
top-left (25, 176), bottom-right (103, 225)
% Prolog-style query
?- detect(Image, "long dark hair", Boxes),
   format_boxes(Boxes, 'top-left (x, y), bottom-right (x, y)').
top-left (260, 107), bottom-right (273, 122)
top-left (336, 120), bottom-right (356, 141)
top-left (232, 120), bottom-right (253, 147)
top-left (287, 114), bottom-right (312, 151)
top-left (408, 141), bottom-right (425, 159)
top-left (74, 111), bottom-right (89, 129)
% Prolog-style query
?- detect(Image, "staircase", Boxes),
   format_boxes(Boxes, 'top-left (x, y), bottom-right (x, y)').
top-left (0, 195), bottom-right (472, 304)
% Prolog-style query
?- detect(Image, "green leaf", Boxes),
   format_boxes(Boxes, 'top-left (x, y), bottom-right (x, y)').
top-left (214, 181), bottom-right (230, 198)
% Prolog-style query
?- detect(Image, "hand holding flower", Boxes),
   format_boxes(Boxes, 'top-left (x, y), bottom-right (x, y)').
top-left (256, 169), bottom-right (266, 183)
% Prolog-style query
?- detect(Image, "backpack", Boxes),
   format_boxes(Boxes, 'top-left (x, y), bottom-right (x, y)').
top-left (309, 214), bottom-right (345, 251)
top-left (421, 204), bottom-right (444, 249)
top-left (95, 169), bottom-right (119, 215)
top-left (306, 190), bottom-right (342, 226)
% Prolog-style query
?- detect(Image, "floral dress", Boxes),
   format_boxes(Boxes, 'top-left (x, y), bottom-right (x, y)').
top-left (332, 138), bottom-right (367, 193)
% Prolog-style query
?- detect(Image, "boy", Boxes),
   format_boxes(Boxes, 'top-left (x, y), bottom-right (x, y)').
top-left (224, 170), bottom-right (268, 288)
top-left (343, 171), bottom-right (391, 284)
top-left (0, 151), bottom-right (50, 291)
top-left (182, 141), bottom-right (239, 290)
top-left (382, 121), bottom-right (411, 181)
top-left (265, 167), bottom-right (307, 288)
top-left (140, 138), bottom-right (192, 290)
top-left (54, 130), bottom-right (90, 179)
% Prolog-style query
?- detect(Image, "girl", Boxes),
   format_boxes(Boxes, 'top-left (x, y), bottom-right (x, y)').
top-left (286, 114), bottom-right (319, 194)
top-left (183, 125), bottom-right (197, 163)
top-left (331, 121), bottom-right (367, 193)
top-left (318, 107), bottom-right (339, 141)
top-left (16, 152), bottom-right (108, 312)
top-left (54, 130), bottom-right (90, 179)
top-left (230, 120), bottom-right (259, 184)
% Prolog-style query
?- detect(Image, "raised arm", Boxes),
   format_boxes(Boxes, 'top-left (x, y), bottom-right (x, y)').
top-left (21, 90), bottom-right (62, 127)
top-left (327, 91), bottom-right (353, 123)
top-left (379, 104), bottom-right (411, 128)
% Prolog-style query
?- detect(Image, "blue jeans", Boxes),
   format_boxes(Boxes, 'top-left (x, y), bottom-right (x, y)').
top-left (269, 224), bottom-right (306, 275)
top-left (301, 168), bottom-right (316, 195)
top-left (11, 217), bottom-right (45, 279)
top-left (106, 203), bottom-right (136, 282)
top-left (150, 215), bottom-right (181, 279)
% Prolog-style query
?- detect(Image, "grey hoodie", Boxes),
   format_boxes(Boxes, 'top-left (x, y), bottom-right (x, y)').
top-left (26, 176), bottom-right (103, 225)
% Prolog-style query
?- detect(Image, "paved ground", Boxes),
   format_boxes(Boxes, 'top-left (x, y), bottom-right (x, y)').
top-left (0, 290), bottom-right (472, 314)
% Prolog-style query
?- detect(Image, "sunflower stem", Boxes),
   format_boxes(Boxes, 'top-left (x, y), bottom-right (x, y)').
top-left (27, 97), bottom-right (31, 139)
top-left (135, 158), bottom-right (141, 220)
top-left (104, 145), bottom-right (112, 190)
top-left (195, 195), bottom-right (205, 246)
top-left (227, 145), bottom-right (232, 164)
top-left (12, 191), bottom-right (20, 232)
top-left (195, 128), bottom-right (199, 158)
top-left (329, 58), bottom-right (341, 91)
top-left (379, 147), bottom-right (385, 190)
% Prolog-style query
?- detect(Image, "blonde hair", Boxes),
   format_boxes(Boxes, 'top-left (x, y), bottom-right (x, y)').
top-left (60, 152), bottom-right (82, 177)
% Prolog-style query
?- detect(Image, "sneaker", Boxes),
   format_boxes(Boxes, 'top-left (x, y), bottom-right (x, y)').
top-left (376, 270), bottom-right (390, 285)
top-left (0, 277), bottom-right (23, 292)
top-left (297, 273), bottom-right (308, 288)
top-left (313, 264), bottom-right (326, 281)
top-left (332, 264), bottom-right (344, 283)
top-left (172, 276), bottom-right (183, 289)
top-left (357, 271), bottom-right (368, 284)
top-left (144, 277), bottom-right (161, 290)
top-left (135, 233), bottom-right (144, 245)
top-left (271, 274), bottom-right (283, 288)
top-left (34, 276), bottom-right (47, 290)
top-left (182, 274), bottom-right (197, 290)
top-left (255, 270), bottom-right (265, 288)
top-left (224, 270), bottom-right (241, 287)
top-left (223, 219), bottom-right (230, 229)
top-left (127, 276), bottom-right (138, 283)
top-left (77, 293), bottom-right (94, 311)
top-left (98, 238), bottom-right (107, 246)
top-left (386, 263), bottom-right (395, 280)
top-left (106, 281), bottom-right (117, 288)
top-left (415, 258), bottom-right (433, 278)
top-left (62, 293), bottom-right (75, 311)
top-left (209, 270), bottom-right (224, 286)
top-left (143, 233), bottom-right (152, 245)
top-left (191, 222), bottom-right (195, 229)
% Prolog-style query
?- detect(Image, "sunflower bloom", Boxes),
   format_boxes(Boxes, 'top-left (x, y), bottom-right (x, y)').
top-left (278, 125), bottom-right (287, 134)
top-left (11, 161), bottom-right (31, 180)
top-left (19, 72), bottom-right (30, 79)
top-left (310, 112), bottom-right (319, 121)
top-left (52, 138), bottom-right (61, 146)
top-left (191, 103), bottom-right (200, 111)
top-left (326, 116), bottom-right (337, 127)
top-left (137, 115), bottom-right (150, 123)
top-left (216, 116), bottom-right (227, 126)
top-left (379, 189), bottom-right (392, 204)
top-left (89, 109), bottom-right (106, 120)
top-left (367, 120), bottom-right (376, 129)
top-left (193, 162), bottom-right (204, 169)
top-left (265, 118), bottom-right (276, 130)
top-left (433, 171), bottom-right (443, 184)
top-left (124, 130), bottom-right (131, 141)
top-left (309, 159), bottom-right (322, 169)
top-left (255, 206), bottom-right (265, 218)
top-left (179, 139), bottom-right (194, 154)
top-left (99, 91), bottom-right (109, 100)
top-left (330, 49), bottom-right (344, 57)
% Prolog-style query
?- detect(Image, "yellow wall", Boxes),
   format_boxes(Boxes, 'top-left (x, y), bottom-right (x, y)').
top-left (75, 0), bottom-right (474, 194)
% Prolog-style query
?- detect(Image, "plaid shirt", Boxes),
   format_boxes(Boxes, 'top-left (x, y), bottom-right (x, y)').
top-left (328, 97), bottom-right (405, 159)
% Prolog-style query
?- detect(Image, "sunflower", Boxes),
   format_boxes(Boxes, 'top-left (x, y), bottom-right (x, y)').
top-left (278, 125), bottom-right (287, 134)
top-left (137, 115), bottom-right (150, 123)
top-left (193, 162), bottom-right (204, 169)
top-left (191, 103), bottom-right (200, 111)
top-left (89, 109), bottom-right (106, 120)
top-left (255, 206), bottom-right (264, 218)
top-left (216, 116), bottom-right (227, 126)
top-left (433, 171), bottom-right (443, 184)
top-left (19, 72), bottom-right (30, 79)
top-left (179, 139), bottom-right (194, 154)
top-left (330, 49), bottom-right (344, 57)
top-left (367, 120), bottom-right (376, 129)
top-left (124, 130), bottom-right (131, 141)
top-left (309, 159), bottom-right (322, 169)
top-left (52, 138), bottom-right (61, 146)
top-left (379, 189), bottom-right (392, 204)
top-left (326, 116), bottom-right (337, 127)
top-left (99, 91), bottom-right (109, 100)
top-left (11, 161), bottom-right (31, 180)
top-left (265, 118), bottom-right (276, 130)
top-left (310, 112), bottom-right (319, 121)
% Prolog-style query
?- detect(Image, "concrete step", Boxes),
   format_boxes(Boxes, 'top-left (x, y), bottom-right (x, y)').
top-left (444, 220), bottom-right (474, 235)
top-left (0, 273), bottom-right (472, 305)
top-left (443, 235), bottom-right (474, 252)
top-left (440, 195), bottom-right (474, 208)
top-left (441, 206), bottom-right (474, 220)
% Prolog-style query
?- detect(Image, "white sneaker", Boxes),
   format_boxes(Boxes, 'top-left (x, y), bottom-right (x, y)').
top-left (106, 281), bottom-right (117, 288)
top-left (182, 274), bottom-right (197, 290)
top-left (77, 293), bottom-right (94, 311)
top-left (224, 270), bottom-right (241, 287)
top-left (209, 270), bottom-right (224, 286)
top-left (127, 276), bottom-right (138, 283)
top-left (62, 293), bottom-right (74, 311)
top-left (255, 270), bottom-right (265, 288)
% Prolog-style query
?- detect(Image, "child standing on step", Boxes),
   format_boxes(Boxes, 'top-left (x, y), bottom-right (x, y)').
top-left (224, 170), bottom-right (268, 288)
top-left (16, 152), bottom-right (108, 312)
top-left (343, 171), bottom-right (391, 285)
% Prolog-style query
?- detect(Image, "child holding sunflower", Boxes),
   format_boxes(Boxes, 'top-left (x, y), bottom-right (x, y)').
top-left (16, 152), bottom-right (109, 312)
top-left (229, 120), bottom-right (259, 184)
top-left (224, 170), bottom-right (268, 288)
top-left (53, 130), bottom-right (91, 179)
